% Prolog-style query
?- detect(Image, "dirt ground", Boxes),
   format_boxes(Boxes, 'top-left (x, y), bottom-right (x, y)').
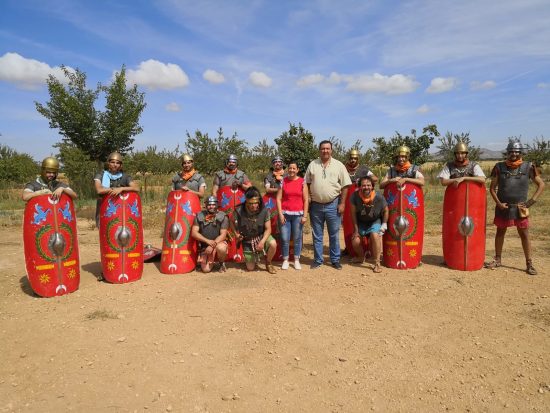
top-left (1, 218), bottom-right (549, 412)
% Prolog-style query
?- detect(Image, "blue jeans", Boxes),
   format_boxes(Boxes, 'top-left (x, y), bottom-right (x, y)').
top-left (310, 198), bottom-right (341, 264)
top-left (280, 214), bottom-right (304, 259)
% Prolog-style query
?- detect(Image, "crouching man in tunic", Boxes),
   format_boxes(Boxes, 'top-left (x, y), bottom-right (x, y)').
top-left (22, 157), bottom-right (77, 202)
top-left (191, 196), bottom-right (229, 273)
top-left (349, 176), bottom-right (388, 273)
top-left (486, 140), bottom-right (544, 275)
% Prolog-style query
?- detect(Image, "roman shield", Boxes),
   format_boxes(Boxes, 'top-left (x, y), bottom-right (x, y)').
top-left (262, 193), bottom-right (285, 261)
top-left (218, 186), bottom-right (245, 262)
top-left (383, 182), bottom-right (424, 269)
top-left (443, 182), bottom-right (486, 271)
top-left (343, 183), bottom-right (371, 257)
top-left (160, 191), bottom-right (201, 274)
top-left (99, 192), bottom-right (143, 283)
top-left (23, 193), bottom-right (80, 297)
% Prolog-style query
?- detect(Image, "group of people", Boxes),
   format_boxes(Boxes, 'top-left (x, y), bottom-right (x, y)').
top-left (23, 138), bottom-right (544, 276)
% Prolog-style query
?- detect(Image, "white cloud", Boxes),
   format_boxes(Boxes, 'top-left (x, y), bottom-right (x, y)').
top-left (165, 102), bottom-right (181, 112)
top-left (470, 80), bottom-right (496, 91)
top-left (296, 73), bottom-right (325, 87)
top-left (345, 73), bottom-right (420, 95)
top-left (416, 104), bottom-right (431, 114)
top-left (537, 82), bottom-right (550, 89)
top-left (249, 71), bottom-right (272, 88)
top-left (0, 52), bottom-right (72, 89)
top-left (203, 69), bottom-right (225, 84)
top-left (125, 59), bottom-right (189, 90)
top-left (327, 72), bottom-right (344, 85)
top-left (426, 77), bottom-right (458, 94)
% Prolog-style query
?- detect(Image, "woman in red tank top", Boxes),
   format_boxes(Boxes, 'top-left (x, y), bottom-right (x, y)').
top-left (276, 161), bottom-right (309, 270)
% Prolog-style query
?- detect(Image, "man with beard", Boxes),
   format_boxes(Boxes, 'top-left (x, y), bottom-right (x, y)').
top-left (485, 140), bottom-right (545, 275)
top-left (232, 187), bottom-right (277, 274)
top-left (305, 140), bottom-right (352, 270)
top-left (349, 176), bottom-right (388, 273)
top-left (379, 146), bottom-right (425, 189)
top-left (22, 157), bottom-right (77, 201)
top-left (437, 142), bottom-right (485, 186)
top-left (172, 153), bottom-right (206, 199)
top-left (191, 196), bottom-right (229, 273)
top-left (212, 154), bottom-right (252, 197)
top-left (345, 149), bottom-right (378, 185)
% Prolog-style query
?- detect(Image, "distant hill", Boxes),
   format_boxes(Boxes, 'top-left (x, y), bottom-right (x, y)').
top-left (430, 147), bottom-right (503, 161)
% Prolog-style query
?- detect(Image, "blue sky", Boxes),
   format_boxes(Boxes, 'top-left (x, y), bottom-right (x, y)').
top-left (1, 0), bottom-right (549, 160)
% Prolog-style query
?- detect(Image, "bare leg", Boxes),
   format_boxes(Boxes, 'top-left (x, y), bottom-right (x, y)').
top-left (351, 235), bottom-right (364, 263)
top-left (370, 233), bottom-right (382, 272)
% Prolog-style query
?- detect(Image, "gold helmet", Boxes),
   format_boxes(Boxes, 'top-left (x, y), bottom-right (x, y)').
top-left (349, 149), bottom-right (360, 159)
top-left (394, 145), bottom-right (410, 158)
top-left (181, 153), bottom-right (193, 163)
top-left (41, 157), bottom-right (59, 180)
top-left (454, 142), bottom-right (468, 153)
top-left (108, 152), bottom-right (123, 163)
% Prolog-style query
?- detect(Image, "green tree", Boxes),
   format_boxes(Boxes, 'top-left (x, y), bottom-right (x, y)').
top-left (35, 66), bottom-right (146, 169)
top-left (369, 124), bottom-right (439, 166)
top-left (184, 128), bottom-right (249, 175)
top-left (435, 131), bottom-right (482, 163)
top-left (524, 137), bottom-right (550, 167)
top-left (54, 141), bottom-right (97, 199)
top-left (242, 138), bottom-right (277, 178)
top-left (0, 144), bottom-right (38, 184)
top-left (274, 122), bottom-right (318, 175)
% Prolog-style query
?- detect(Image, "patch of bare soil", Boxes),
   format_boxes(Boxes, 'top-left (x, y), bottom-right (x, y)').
top-left (1, 219), bottom-right (549, 412)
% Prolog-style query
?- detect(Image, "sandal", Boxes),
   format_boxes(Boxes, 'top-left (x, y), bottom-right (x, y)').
top-left (218, 262), bottom-right (227, 273)
top-left (526, 260), bottom-right (537, 276)
top-left (351, 256), bottom-right (364, 264)
top-left (373, 261), bottom-right (382, 273)
top-left (266, 263), bottom-right (277, 274)
top-left (484, 257), bottom-right (501, 270)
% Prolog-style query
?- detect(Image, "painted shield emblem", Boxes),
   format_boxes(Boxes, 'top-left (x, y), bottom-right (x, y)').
top-left (218, 186), bottom-right (245, 262)
top-left (160, 191), bottom-right (201, 274)
top-left (383, 182), bottom-right (424, 269)
top-left (23, 193), bottom-right (80, 297)
top-left (99, 192), bottom-right (143, 283)
top-left (443, 182), bottom-right (486, 271)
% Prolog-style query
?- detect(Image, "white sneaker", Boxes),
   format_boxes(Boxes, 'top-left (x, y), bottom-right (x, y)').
top-left (294, 259), bottom-right (302, 270)
top-left (281, 259), bottom-right (289, 270)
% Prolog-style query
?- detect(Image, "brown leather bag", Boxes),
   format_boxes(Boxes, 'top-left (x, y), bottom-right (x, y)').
top-left (518, 205), bottom-right (530, 218)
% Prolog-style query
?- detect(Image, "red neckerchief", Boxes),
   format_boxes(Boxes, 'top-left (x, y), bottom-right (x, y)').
top-left (346, 162), bottom-right (358, 173)
top-left (205, 213), bottom-right (216, 222)
top-left (505, 159), bottom-right (523, 169)
top-left (181, 168), bottom-right (195, 181)
top-left (272, 169), bottom-right (284, 181)
top-left (454, 159), bottom-right (469, 167)
top-left (224, 167), bottom-right (237, 175)
top-left (395, 161), bottom-right (411, 173)
top-left (359, 190), bottom-right (375, 205)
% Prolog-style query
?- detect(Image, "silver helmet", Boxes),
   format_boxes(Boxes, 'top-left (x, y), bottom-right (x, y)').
top-left (506, 140), bottom-right (523, 154)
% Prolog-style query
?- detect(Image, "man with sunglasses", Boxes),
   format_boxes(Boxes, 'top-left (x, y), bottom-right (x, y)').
top-left (172, 153), bottom-right (206, 199)
top-left (486, 140), bottom-right (544, 275)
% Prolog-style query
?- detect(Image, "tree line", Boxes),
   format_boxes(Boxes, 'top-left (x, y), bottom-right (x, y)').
top-left (1, 67), bottom-right (548, 199)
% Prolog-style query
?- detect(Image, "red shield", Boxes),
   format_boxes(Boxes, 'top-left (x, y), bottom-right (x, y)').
top-left (99, 192), bottom-right (143, 283)
top-left (342, 183), bottom-right (369, 257)
top-left (262, 193), bottom-right (286, 261)
top-left (443, 182), bottom-right (486, 271)
top-left (217, 186), bottom-right (245, 262)
top-left (383, 182), bottom-right (424, 269)
top-left (160, 191), bottom-right (201, 274)
top-left (23, 194), bottom-right (80, 297)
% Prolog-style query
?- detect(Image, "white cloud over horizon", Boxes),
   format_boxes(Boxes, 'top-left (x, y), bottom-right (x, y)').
top-left (203, 69), bottom-right (225, 84)
top-left (537, 82), bottom-right (550, 89)
top-left (416, 104), bottom-right (431, 114)
top-left (165, 102), bottom-right (181, 112)
top-left (470, 80), bottom-right (497, 91)
top-left (0, 52), bottom-right (73, 89)
top-left (249, 71), bottom-right (272, 88)
top-left (125, 59), bottom-right (189, 90)
top-left (426, 77), bottom-right (458, 94)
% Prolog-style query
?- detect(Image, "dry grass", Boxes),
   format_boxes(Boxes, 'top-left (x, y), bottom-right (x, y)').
top-left (85, 309), bottom-right (118, 321)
